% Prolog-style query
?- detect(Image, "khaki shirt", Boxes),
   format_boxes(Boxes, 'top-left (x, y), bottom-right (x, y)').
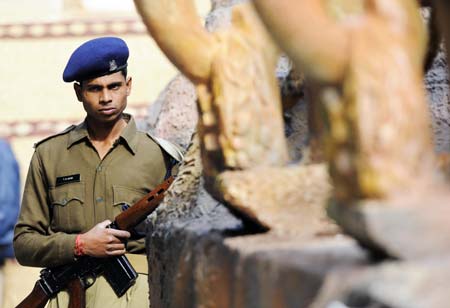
top-left (14, 115), bottom-right (171, 267)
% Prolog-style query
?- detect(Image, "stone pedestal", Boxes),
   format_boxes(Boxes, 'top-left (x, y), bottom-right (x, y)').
top-left (146, 184), bottom-right (368, 308)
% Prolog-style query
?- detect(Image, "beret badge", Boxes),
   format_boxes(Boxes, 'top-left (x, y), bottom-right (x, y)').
top-left (109, 60), bottom-right (118, 71)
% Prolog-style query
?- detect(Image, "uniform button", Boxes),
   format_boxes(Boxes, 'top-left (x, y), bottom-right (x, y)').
top-left (97, 166), bottom-right (102, 172)
top-left (61, 198), bottom-right (68, 205)
top-left (96, 197), bottom-right (104, 203)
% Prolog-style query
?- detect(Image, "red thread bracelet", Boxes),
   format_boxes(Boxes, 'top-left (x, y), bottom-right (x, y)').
top-left (74, 234), bottom-right (84, 256)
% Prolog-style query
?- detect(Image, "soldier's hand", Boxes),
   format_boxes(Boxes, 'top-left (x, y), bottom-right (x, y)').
top-left (78, 220), bottom-right (131, 257)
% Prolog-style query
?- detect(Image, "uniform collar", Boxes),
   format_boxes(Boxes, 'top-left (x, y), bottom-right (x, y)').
top-left (67, 113), bottom-right (139, 155)
top-left (120, 114), bottom-right (139, 155)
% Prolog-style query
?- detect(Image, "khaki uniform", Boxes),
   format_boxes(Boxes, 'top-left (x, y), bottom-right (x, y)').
top-left (14, 114), bottom-right (179, 307)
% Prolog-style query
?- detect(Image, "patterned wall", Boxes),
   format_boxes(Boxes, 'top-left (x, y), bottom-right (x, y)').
top-left (0, 18), bottom-right (146, 39)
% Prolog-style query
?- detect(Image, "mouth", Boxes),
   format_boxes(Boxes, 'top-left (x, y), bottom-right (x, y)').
top-left (98, 107), bottom-right (117, 115)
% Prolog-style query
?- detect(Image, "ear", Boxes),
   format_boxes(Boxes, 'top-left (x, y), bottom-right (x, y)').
top-left (74, 83), bottom-right (83, 102)
top-left (126, 77), bottom-right (132, 96)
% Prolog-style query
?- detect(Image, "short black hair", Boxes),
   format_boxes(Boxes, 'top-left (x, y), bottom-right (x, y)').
top-left (120, 67), bottom-right (128, 79)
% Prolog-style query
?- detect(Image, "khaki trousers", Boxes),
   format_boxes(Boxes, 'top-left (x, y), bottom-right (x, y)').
top-left (47, 273), bottom-right (149, 308)
top-left (48, 254), bottom-right (149, 308)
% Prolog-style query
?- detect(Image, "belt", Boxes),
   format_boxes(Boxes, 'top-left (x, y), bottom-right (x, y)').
top-left (125, 253), bottom-right (148, 275)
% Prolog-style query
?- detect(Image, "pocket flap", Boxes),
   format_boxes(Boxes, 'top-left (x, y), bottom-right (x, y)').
top-left (50, 182), bottom-right (85, 206)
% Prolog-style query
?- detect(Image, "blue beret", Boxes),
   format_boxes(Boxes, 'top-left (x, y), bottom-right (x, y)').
top-left (63, 37), bottom-right (129, 82)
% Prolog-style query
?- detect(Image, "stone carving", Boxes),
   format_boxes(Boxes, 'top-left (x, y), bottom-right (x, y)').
top-left (135, 0), bottom-right (333, 233)
top-left (139, 1), bottom-right (450, 306)
top-left (135, 0), bottom-right (288, 175)
top-left (252, 0), bottom-right (450, 258)
top-left (253, 0), bottom-right (442, 201)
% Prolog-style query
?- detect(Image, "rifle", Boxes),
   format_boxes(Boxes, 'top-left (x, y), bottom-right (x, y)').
top-left (16, 176), bottom-right (174, 308)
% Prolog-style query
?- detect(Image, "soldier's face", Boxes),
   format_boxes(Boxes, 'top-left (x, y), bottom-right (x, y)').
top-left (74, 72), bottom-right (132, 124)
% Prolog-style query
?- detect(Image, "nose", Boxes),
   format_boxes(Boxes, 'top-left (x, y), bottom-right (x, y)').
top-left (100, 88), bottom-right (112, 104)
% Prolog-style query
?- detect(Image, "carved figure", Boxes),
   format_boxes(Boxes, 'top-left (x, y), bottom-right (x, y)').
top-left (253, 0), bottom-right (439, 201)
top-left (135, 0), bottom-right (288, 179)
top-left (134, 0), bottom-right (333, 233)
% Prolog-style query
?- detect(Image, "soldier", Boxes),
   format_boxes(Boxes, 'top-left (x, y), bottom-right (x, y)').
top-left (14, 37), bottom-right (182, 307)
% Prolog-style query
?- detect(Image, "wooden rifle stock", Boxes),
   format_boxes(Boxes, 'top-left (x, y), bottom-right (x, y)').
top-left (68, 279), bottom-right (86, 308)
top-left (16, 176), bottom-right (174, 308)
top-left (16, 281), bottom-right (49, 308)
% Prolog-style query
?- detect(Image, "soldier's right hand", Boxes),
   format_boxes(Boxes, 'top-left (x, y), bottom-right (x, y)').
top-left (78, 220), bottom-right (131, 258)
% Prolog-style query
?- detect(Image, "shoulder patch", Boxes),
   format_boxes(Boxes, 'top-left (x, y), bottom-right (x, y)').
top-left (146, 133), bottom-right (184, 162)
top-left (34, 125), bottom-right (76, 149)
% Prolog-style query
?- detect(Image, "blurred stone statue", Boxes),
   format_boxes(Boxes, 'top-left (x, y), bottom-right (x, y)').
top-left (135, 0), bottom-right (288, 176)
top-left (253, 0), bottom-right (440, 201)
top-left (252, 0), bottom-right (450, 259)
top-left (134, 0), bottom-right (333, 235)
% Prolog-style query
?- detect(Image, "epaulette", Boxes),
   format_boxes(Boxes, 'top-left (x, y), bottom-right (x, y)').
top-left (146, 132), bottom-right (184, 163)
top-left (34, 125), bottom-right (76, 149)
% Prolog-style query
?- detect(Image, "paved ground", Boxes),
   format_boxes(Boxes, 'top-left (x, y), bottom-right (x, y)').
top-left (0, 1), bottom-right (209, 306)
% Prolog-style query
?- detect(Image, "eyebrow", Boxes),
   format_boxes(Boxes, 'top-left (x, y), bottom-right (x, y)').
top-left (106, 81), bottom-right (123, 88)
top-left (85, 81), bottom-right (123, 89)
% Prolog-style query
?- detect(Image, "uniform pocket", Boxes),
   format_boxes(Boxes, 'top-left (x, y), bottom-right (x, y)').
top-left (49, 182), bottom-right (85, 232)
